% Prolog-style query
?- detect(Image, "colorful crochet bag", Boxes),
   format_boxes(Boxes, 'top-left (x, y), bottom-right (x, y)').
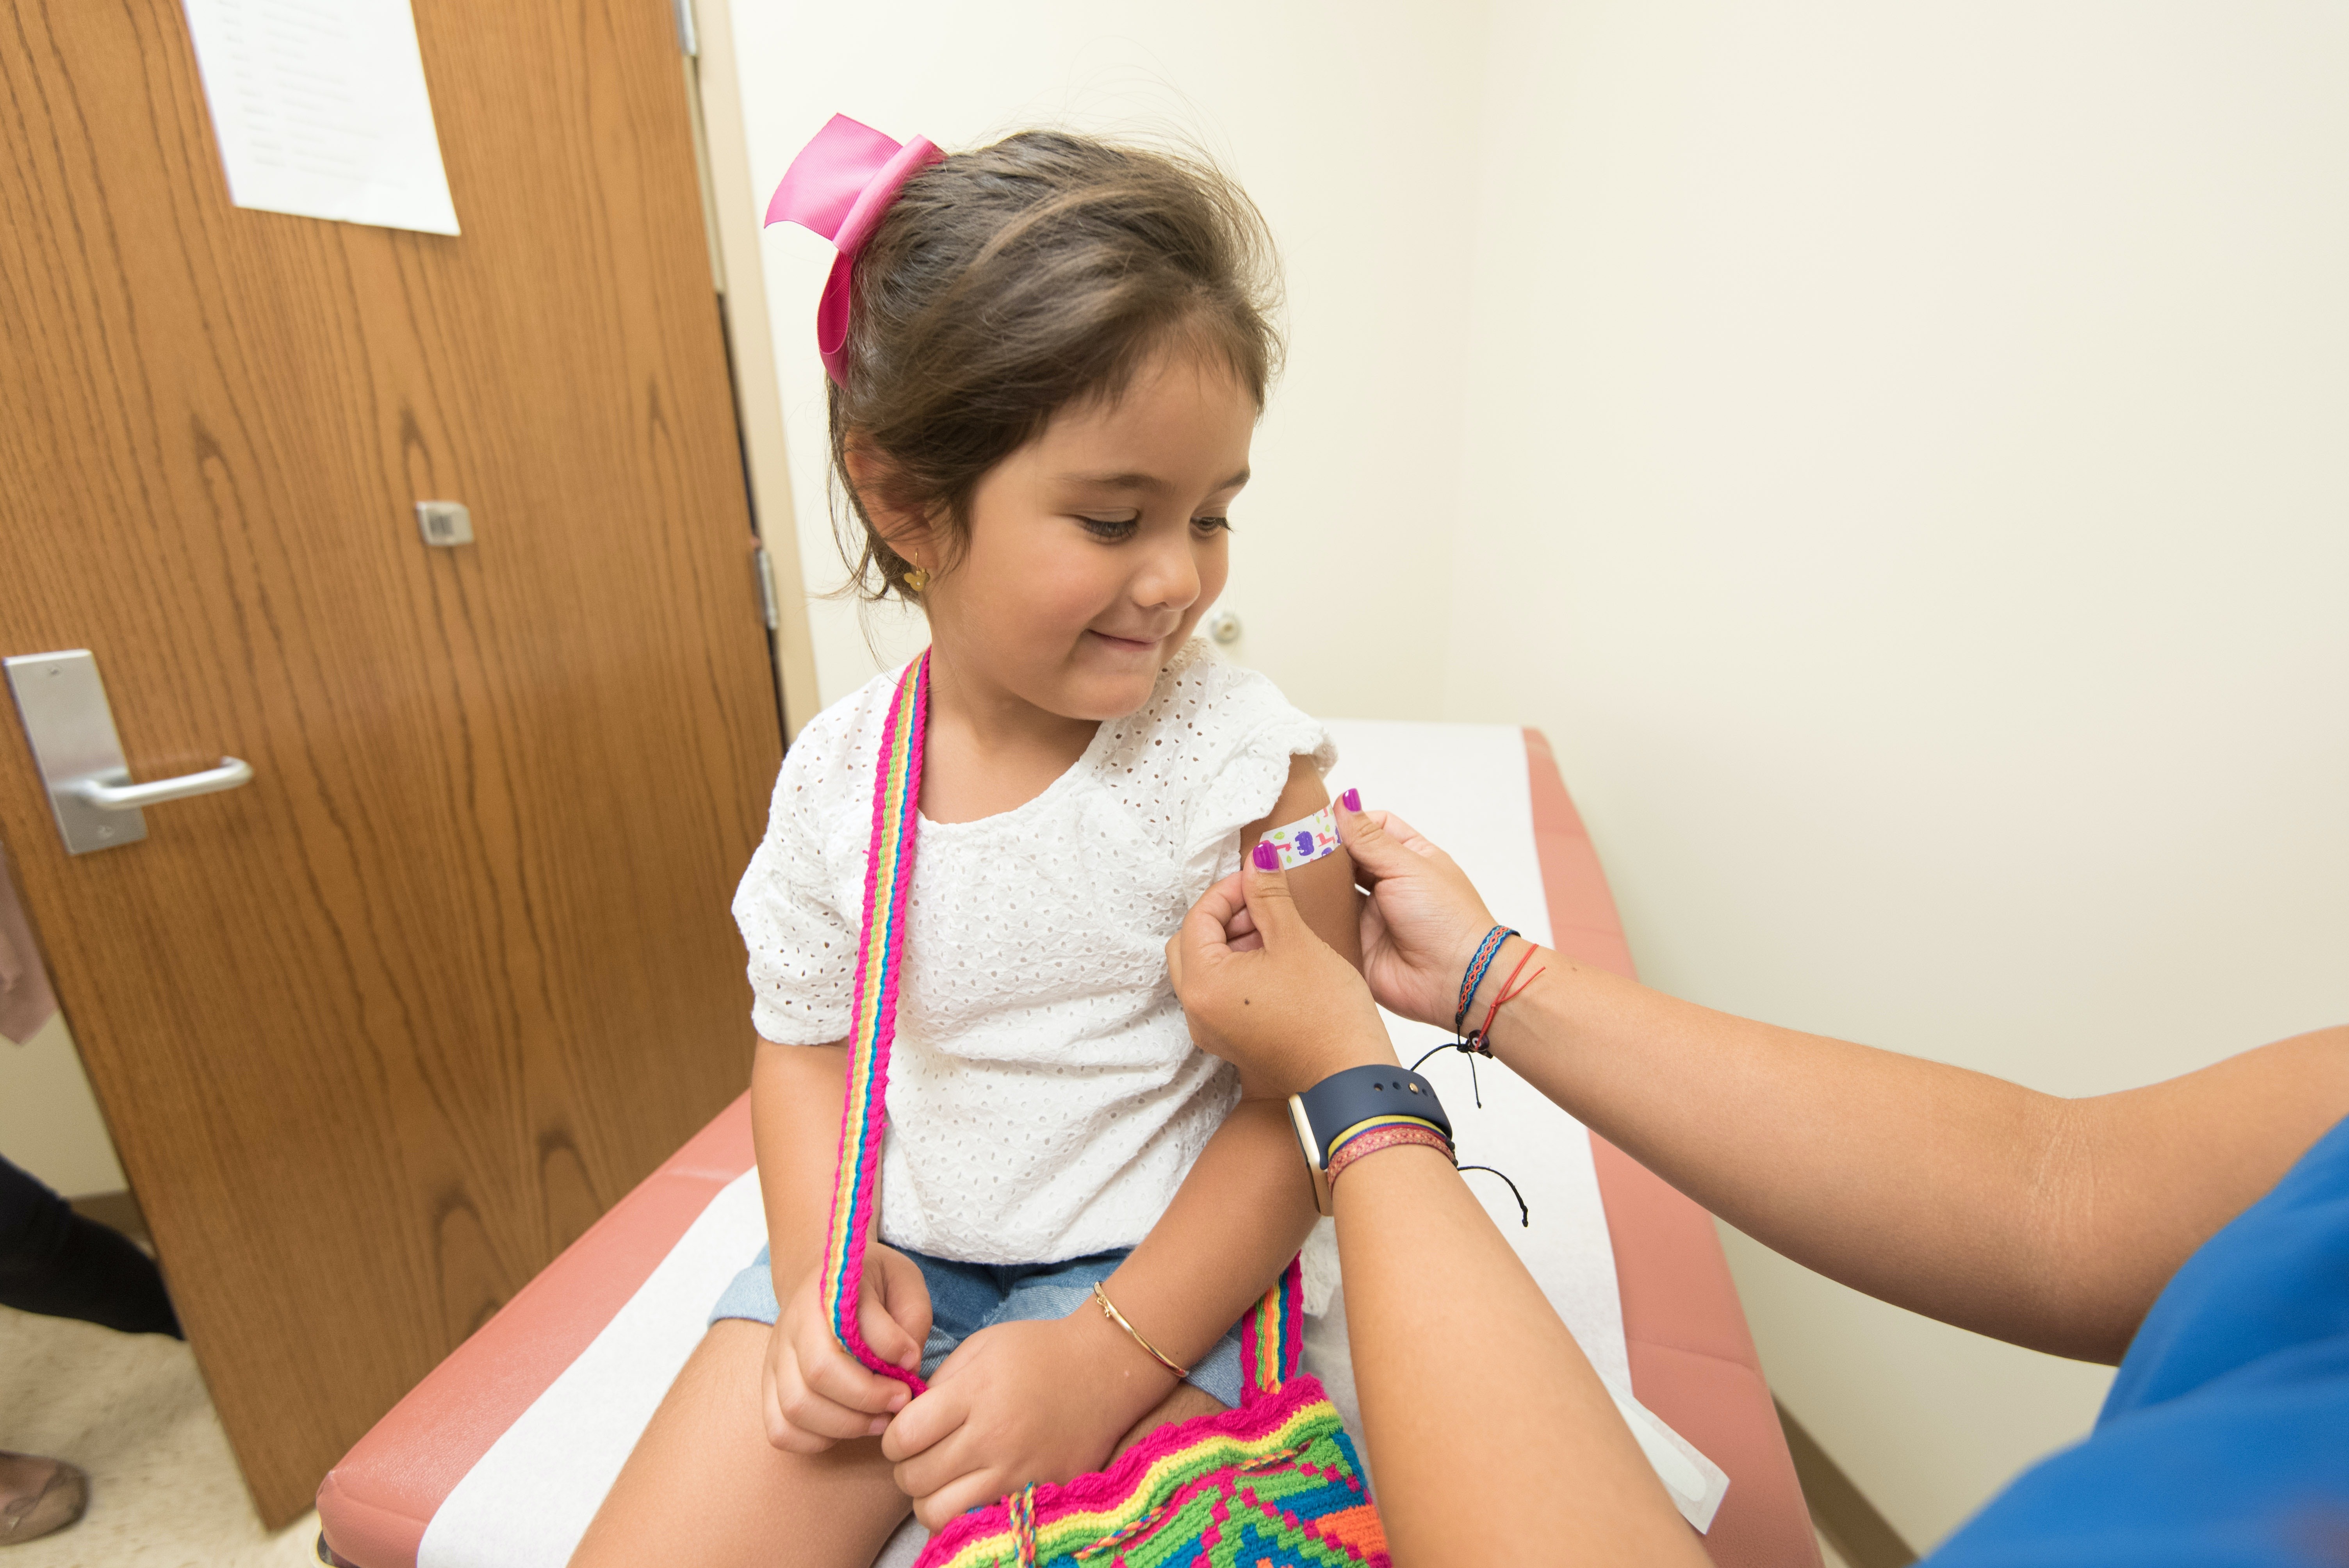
top-left (822, 651), bottom-right (1390, 1568)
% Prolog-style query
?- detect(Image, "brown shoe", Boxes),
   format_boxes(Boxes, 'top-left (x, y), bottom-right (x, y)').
top-left (0, 1452), bottom-right (87, 1545)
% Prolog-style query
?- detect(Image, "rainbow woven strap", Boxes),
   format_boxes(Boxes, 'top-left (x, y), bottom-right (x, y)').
top-left (820, 651), bottom-right (931, 1392)
top-left (915, 1260), bottom-right (1390, 1568)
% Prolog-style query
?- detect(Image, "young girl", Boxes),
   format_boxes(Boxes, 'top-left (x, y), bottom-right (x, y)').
top-left (572, 120), bottom-right (1358, 1568)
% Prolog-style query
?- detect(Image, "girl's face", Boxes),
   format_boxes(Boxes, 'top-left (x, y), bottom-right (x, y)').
top-left (917, 346), bottom-right (1255, 724)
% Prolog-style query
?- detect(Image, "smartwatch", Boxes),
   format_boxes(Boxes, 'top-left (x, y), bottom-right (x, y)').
top-left (1287, 1064), bottom-right (1452, 1217)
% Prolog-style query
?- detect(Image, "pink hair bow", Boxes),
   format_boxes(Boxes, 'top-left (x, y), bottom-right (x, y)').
top-left (766, 114), bottom-right (945, 387)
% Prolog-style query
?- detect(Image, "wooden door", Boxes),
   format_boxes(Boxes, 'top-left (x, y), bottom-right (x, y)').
top-left (0, 0), bottom-right (782, 1526)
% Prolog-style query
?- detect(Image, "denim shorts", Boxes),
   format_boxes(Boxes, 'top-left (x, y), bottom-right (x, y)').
top-left (710, 1243), bottom-right (1245, 1408)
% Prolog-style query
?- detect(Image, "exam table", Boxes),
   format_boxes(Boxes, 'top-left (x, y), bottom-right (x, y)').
top-left (315, 725), bottom-right (1818, 1568)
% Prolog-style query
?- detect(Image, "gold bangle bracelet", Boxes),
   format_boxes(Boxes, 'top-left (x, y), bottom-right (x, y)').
top-left (1091, 1281), bottom-right (1190, 1381)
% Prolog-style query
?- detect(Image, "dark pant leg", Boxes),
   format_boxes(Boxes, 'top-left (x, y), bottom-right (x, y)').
top-left (0, 1154), bottom-right (179, 1337)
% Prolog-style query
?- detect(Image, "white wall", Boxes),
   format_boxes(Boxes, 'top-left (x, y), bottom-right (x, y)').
top-left (711, 2), bottom-right (2348, 1548)
top-left (725, 0), bottom-right (1483, 718)
top-left (1450, 1), bottom-right (2349, 1548)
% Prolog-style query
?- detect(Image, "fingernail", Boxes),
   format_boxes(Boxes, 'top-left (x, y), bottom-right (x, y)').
top-left (1340, 788), bottom-right (1361, 813)
top-left (888, 1391), bottom-right (908, 1411)
top-left (1252, 841), bottom-right (1279, 871)
top-left (868, 1416), bottom-right (889, 1436)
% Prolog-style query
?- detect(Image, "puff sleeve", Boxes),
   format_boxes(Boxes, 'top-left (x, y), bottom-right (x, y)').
top-left (731, 744), bottom-right (858, 1046)
top-left (1167, 649), bottom-right (1337, 892)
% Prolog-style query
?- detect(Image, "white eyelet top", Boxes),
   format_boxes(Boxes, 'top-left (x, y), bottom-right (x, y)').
top-left (734, 640), bottom-right (1335, 1264)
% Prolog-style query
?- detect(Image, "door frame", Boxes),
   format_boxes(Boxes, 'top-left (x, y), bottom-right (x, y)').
top-left (678, 0), bottom-right (821, 740)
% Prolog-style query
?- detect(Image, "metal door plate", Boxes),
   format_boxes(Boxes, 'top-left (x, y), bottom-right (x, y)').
top-left (5, 651), bottom-right (149, 853)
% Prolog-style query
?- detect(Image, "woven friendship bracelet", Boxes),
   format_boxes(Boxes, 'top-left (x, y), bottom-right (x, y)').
top-left (1092, 1281), bottom-right (1191, 1381)
top-left (1454, 926), bottom-right (1517, 1034)
top-left (1327, 1122), bottom-right (1455, 1190)
top-left (1325, 1111), bottom-right (1446, 1155)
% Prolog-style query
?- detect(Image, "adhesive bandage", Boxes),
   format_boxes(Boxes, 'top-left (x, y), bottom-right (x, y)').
top-left (1262, 807), bottom-right (1341, 870)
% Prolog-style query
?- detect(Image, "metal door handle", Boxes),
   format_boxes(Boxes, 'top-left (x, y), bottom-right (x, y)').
top-left (67, 757), bottom-right (253, 811)
top-left (5, 649), bottom-right (255, 854)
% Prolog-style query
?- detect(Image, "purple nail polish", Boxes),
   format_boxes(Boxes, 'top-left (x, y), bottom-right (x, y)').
top-left (1253, 841), bottom-right (1279, 871)
top-left (1340, 788), bottom-right (1361, 813)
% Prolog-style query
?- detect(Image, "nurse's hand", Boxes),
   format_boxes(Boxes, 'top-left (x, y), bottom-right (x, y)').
top-left (1169, 845), bottom-right (1395, 1095)
top-left (1331, 794), bottom-right (1506, 1031)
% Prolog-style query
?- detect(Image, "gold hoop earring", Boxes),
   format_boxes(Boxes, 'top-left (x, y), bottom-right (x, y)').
top-left (903, 567), bottom-right (929, 594)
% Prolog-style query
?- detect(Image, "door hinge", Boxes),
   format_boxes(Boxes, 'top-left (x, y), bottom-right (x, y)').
top-left (752, 545), bottom-right (780, 632)
top-left (671, 0), bottom-right (698, 56)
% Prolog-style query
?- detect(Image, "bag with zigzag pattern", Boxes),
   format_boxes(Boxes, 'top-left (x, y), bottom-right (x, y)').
top-left (819, 651), bottom-right (1390, 1568)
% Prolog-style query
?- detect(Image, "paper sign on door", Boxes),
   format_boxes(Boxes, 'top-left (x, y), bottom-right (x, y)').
top-left (179, 0), bottom-right (461, 236)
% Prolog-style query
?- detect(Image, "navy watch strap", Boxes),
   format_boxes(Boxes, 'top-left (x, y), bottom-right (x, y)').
top-left (1296, 1064), bottom-right (1451, 1170)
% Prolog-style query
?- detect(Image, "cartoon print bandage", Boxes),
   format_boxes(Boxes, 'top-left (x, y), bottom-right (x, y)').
top-left (1262, 807), bottom-right (1341, 870)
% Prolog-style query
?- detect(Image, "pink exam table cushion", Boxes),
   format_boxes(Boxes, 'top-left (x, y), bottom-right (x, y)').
top-left (1525, 730), bottom-right (1818, 1568)
top-left (317, 728), bottom-right (1816, 1568)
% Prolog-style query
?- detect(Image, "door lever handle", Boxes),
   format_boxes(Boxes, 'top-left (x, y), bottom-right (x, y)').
top-left (5, 649), bottom-right (254, 854)
top-left (67, 757), bottom-right (253, 811)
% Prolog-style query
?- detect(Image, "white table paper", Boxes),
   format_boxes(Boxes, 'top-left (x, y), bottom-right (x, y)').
top-left (180, 0), bottom-right (460, 235)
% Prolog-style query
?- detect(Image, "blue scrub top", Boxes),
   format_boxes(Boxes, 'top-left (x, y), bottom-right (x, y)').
top-left (1928, 1113), bottom-right (2349, 1566)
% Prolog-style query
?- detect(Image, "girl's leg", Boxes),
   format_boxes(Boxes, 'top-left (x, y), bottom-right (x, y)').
top-left (570, 1319), bottom-right (909, 1568)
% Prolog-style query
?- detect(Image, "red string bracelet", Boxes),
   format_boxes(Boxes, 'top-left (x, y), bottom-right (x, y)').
top-left (1468, 943), bottom-right (1546, 1049)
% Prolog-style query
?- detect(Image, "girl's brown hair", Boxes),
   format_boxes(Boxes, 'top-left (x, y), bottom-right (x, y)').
top-left (827, 130), bottom-right (1283, 600)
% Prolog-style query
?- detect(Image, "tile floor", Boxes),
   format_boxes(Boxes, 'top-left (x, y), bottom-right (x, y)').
top-left (1, 1304), bottom-right (319, 1566)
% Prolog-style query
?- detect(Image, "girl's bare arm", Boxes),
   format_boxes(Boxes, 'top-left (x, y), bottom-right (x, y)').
top-left (753, 1040), bottom-right (848, 1292)
top-left (754, 1040), bottom-right (931, 1449)
top-left (1093, 757), bottom-right (1356, 1377)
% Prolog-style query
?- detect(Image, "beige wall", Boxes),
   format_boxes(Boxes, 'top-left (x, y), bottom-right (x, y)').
top-left (724, 0), bottom-right (1483, 717)
top-left (0, 1010), bottom-right (126, 1198)
top-left (1446, 0), bottom-right (2349, 1547)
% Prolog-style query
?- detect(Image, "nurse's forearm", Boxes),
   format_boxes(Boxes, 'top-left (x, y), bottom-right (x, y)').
top-left (1476, 943), bottom-right (2349, 1362)
top-left (751, 1039), bottom-right (851, 1294)
top-left (1337, 1142), bottom-right (1707, 1568)
top-left (1479, 953), bottom-right (2068, 1349)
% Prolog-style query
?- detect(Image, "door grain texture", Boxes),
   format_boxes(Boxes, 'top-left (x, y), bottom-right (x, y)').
top-left (0, 0), bottom-right (782, 1525)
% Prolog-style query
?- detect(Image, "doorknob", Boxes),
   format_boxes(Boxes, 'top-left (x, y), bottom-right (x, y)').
top-left (4, 650), bottom-right (256, 855)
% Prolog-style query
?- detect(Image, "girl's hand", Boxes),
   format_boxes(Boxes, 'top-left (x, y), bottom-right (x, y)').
top-left (759, 1242), bottom-right (931, 1454)
top-left (881, 1308), bottom-right (1170, 1529)
top-left (1169, 848), bottom-right (1396, 1096)
top-left (1334, 796), bottom-right (1503, 1031)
